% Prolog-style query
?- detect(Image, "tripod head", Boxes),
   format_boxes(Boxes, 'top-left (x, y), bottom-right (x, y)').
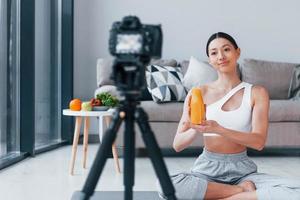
top-left (111, 57), bottom-right (149, 99)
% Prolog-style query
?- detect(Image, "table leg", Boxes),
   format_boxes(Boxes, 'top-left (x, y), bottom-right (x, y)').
top-left (98, 116), bottom-right (104, 143)
top-left (69, 116), bottom-right (82, 175)
top-left (83, 117), bottom-right (90, 169)
top-left (104, 116), bottom-right (121, 173)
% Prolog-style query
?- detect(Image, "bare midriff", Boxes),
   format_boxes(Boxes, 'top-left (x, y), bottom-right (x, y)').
top-left (204, 136), bottom-right (246, 154)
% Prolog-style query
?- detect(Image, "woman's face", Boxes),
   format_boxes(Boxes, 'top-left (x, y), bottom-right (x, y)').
top-left (208, 38), bottom-right (240, 73)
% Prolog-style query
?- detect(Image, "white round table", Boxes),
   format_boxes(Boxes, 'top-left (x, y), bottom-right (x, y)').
top-left (63, 109), bottom-right (120, 175)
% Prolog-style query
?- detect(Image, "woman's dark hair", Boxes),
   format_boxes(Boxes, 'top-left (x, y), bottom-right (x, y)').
top-left (206, 32), bottom-right (238, 56)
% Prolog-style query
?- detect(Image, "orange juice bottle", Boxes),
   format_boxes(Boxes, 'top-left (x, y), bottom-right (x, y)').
top-left (190, 88), bottom-right (206, 124)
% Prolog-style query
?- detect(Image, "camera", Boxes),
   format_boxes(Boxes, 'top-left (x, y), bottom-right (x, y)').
top-left (108, 16), bottom-right (163, 96)
top-left (109, 16), bottom-right (162, 58)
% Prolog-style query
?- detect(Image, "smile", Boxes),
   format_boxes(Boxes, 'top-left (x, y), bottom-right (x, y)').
top-left (219, 61), bottom-right (229, 66)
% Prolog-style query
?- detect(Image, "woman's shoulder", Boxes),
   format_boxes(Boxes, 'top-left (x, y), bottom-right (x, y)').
top-left (242, 82), bottom-right (269, 96)
top-left (251, 84), bottom-right (269, 96)
top-left (250, 84), bottom-right (270, 104)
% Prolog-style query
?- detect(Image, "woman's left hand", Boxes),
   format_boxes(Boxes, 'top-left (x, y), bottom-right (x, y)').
top-left (190, 120), bottom-right (223, 134)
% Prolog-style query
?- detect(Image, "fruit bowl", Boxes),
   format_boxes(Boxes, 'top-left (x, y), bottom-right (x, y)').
top-left (92, 106), bottom-right (110, 111)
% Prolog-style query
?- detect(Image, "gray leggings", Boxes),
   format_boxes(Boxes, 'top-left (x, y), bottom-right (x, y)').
top-left (158, 149), bottom-right (300, 200)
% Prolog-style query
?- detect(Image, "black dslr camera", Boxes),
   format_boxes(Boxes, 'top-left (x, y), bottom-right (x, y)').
top-left (109, 16), bottom-right (162, 58)
top-left (109, 16), bottom-right (162, 96)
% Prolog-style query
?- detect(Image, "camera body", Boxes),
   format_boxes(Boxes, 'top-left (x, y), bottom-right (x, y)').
top-left (109, 16), bottom-right (162, 58)
top-left (109, 16), bottom-right (163, 97)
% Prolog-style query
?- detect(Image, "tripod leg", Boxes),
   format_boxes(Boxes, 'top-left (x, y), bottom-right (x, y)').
top-left (105, 116), bottom-right (121, 173)
top-left (75, 109), bottom-right (124, 200)
top-left (123, 108), bottom-right (136, 200)
top-left (135, 107), bottom-right (177, 200)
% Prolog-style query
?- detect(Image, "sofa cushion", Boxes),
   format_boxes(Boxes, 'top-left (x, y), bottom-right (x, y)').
top-left (140, 101), bottom-right (183, 122)
top-left (182, 56), bottom-right (218, 91)
top-left (146, 65), bottom-right (187, 103)
top-left (241, 58), bottom-right (297, 99)
top-left (97, 58), bottom-right (114, 87)
top-left (269, 100), bottom-right (300, 122)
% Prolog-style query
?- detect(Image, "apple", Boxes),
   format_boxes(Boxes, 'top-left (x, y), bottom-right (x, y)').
top-left (81, 101), bottom-right (92, 111)
top-left (90, 98), bottom-right (102, 106)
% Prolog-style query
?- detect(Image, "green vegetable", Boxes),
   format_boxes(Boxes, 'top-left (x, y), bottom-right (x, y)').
top-left (96, 92), bottom-right (119, 107)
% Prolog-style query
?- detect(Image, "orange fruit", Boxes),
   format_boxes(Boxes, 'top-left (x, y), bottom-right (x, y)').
top-left (69, 99), bottom-right (82, 111)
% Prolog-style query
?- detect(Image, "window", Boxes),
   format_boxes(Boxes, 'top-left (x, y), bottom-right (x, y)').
top-left (34, 0), bottom-right (62, 150)
top-left (0, 0), bottom-right (73, 169)
top-left (0, 0), bottom-right (21, 164)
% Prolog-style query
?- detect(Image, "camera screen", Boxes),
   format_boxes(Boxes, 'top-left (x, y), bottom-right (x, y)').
top-left (116, 34), bottom-right (143, 54)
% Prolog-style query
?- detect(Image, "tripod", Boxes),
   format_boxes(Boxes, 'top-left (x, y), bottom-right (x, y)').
top-left (72, 96), bottom-right (177, 200)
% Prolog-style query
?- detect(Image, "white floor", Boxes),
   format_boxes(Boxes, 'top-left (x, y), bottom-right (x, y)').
top-left (0, 144), bottom-right (299, 200)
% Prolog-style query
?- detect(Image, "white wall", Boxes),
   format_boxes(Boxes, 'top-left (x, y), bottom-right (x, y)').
top-left (74, 0), bottom-right (300, 133)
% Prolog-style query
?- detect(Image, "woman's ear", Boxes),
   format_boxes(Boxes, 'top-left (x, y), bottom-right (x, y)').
top-left (237, 48), bottom-right (241, 58)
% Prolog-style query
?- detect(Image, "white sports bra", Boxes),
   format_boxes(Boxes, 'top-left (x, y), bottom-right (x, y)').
top-left (204, 82), bottom-right (253, 136)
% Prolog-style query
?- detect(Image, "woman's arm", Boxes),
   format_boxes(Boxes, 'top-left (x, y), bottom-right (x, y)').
top-left (173, 89), bottom-right (200, 152)
top-left (191, 86), bottom-right (270, 151)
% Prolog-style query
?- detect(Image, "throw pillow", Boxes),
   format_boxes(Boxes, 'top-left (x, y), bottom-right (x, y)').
top-left (182, 56), bottom-right (218, 91)
top-left (146, 65), bottom-right (187, 103)
top-left (139, 86), bottom-right (153, 101)
top-left (288, 64), bottom-right (300, 100)
top-left (241, 58), bottom-right (297, 99)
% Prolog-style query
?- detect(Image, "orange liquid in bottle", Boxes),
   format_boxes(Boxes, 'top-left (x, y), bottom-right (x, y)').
top-left (190, 88), bottom-right (206, 124)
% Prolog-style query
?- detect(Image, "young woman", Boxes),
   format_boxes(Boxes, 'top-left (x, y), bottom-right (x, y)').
top-left (159, 32), bottom-right (300, 200)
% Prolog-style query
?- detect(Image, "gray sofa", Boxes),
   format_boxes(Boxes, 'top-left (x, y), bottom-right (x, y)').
top-left (95, 58), bottom-right (300, 151)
